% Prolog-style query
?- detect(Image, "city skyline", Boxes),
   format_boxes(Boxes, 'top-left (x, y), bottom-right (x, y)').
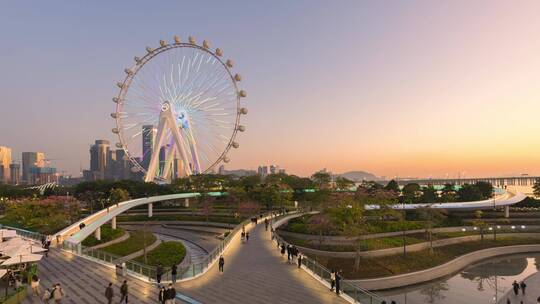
top-left (3, 1), bottom-right (540, 178)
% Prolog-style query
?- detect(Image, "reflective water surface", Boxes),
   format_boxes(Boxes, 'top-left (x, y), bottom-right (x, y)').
top-left (379, 253), bottom-right (540, 304)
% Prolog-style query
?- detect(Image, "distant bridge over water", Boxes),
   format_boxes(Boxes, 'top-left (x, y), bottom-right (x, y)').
top-left (388, 176), bottom-right (539, 197)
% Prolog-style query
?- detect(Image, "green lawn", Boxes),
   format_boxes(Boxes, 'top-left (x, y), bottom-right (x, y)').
top-left (82, 225), bottom-right (125, 247)
top-left (101, 230), bottom-right (156, 257)
top-left (315, 237), bottom-right (540, 279)
top-left (134, 241), bottom-right (186, 267)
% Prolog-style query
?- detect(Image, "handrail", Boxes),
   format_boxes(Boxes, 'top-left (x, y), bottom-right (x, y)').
top-left (272, 219), bottom-right (385, 304)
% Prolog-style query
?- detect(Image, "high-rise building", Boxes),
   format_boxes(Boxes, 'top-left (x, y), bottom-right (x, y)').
top-left (28, 167), bottom-right (58, 185)
top-left (115, 149), bottom-right (131, 180)
top-left (89, 140), bottom-right (110, 180)
top-left (9, 163), bottom-right (20, 185)
top-left (22, 152), bottom-right (45, 183)
top-left (142, 125), bottom-right (156, 170)
top-left (0, 146), bottom-right (12, 184)
top-left (257, 165), bottom-right (269, 176)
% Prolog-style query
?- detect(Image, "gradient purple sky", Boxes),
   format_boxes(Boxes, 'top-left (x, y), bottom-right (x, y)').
top-left (2, 1), bottom-right (540, 178)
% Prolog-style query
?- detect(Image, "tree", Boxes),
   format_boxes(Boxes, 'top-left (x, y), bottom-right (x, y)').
top-left (199, 200), bottom-right (213, 222)
top-left (307, 213), bottom-right (334, 249)
top-left (384, 179), bottom-right (400, 194)
top-left (2, 196), bottom-right (81, 234)
top-left (457, 184), bottom-right (482, 202)
top-left (474, 181), bottom-right (493, 199)
top-left (360, 181), bottom-right (384, 193)
top-left (227, 186), bottom-right (248, 204)
top-left (472, 210), bottom-right (488, 243)
top-left (402, 183), bottom-right (421, 202)
top-left (440, 183), bottom-right (456, 202)
top-left (341, 202), bottom-right (369, 270)
top-left (237, 201), bottom-right (260, 219)
top-left (417, 206), bottom-right (447, 254)
top-left (109, 188), bottom-right (130, 205)
top-left (311, 171), bottom-right (331, 189)
top-left (421, 185), bottom-right (438, 203)
top-left (534, 179), bottom-right (540, 198)
top-left (335, 177), bottom-right (354, 191)
top-left (533, 178), bottom-right (540, 197)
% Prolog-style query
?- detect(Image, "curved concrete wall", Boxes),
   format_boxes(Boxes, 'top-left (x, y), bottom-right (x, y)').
top-left (289, 233), bottom-right (540, 258)
top-left (349, 244), bottom-right (540, 290)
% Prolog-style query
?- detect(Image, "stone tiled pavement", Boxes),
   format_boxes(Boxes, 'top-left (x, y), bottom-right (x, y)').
top-left (22, 221), bottom-right (347, 304)
top-left (175, 222), bottom-right (347, 304)
top-left (23, 249), bottom-right (160, 304)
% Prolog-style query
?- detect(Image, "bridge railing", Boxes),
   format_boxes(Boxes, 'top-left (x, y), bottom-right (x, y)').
top-left (274, 229), bottom-right (384, 304)
top-left (0, 225), bottom-right (46, 242)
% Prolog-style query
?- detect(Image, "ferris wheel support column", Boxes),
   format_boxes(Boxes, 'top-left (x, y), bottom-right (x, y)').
top-left (145, 102), bottom-right (192, 182)
top-left (185, 119), bottom-right (201, 174)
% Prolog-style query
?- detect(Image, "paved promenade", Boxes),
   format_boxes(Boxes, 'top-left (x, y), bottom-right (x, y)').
top-left (176, 221), bottom-right (347, 304)
top-left (23, 249), bottom-right (159, 304)
top-left (22, 220), bottom-right (346, 304)
top-left (498, 270), bottom-right (540, 304)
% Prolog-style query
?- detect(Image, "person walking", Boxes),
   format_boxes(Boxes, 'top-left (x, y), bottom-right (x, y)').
top-left (335, 270), bottom-right (342, 295)
top-left (297, 253), bottom-right (302, 268)
top-left (105, 283), bottom-right (114, 304)
top-left (31, 274), bottom-right (40, 296)
top-left (219, 255), bottom-right (225, 273)
top-left (51, 283), bottom-right (64, 304)
top-left (156, 263), bottom-right (163, 284)
top-left (287, 244), bottom-right (292, 261)
top-left (42, 288), bottom-right (51, 304)
top-left (171, 264), bottom-right (178, 283)
top-left (264, 218), bottom-right (269, 231)
top-left (520, 281), bottom-right (527, 294)
top-left (165, 283), bottom-right (176, 304)
top-left (246, 232), bottom-right (250, 242)
top-left (513, 280), bottom-right (520, 296)
top-left (158, 286), bottom-right (166, 304)
top-left (280, 244), bottom-right (286, 257)
top-left (330, 269), bottom-right (336, 291)
top-left (44, 240), bottom-right (51, 257)
top-left (119, 280), bottom-right (128, 304)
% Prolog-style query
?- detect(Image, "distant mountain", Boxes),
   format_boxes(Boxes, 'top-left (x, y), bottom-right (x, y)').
top-left (337, 171), bottom-right (379, 182)
top-left (220, 168), bottom-right (257, 177)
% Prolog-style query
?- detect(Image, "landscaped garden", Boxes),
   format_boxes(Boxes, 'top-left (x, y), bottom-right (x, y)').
top-left (314, 236), bottom-right (540, 279)
top-left (101, 230), bottom-right (156, 256)
top-left (82, 224), bottom-right (125, 247)
top-left (134, 241), bottom-right (186, 267)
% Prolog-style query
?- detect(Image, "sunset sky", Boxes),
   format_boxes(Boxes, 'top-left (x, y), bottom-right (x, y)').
top-left (2, 1), bottom-right (540, 178)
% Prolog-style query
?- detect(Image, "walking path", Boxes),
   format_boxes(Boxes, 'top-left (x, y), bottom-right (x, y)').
top-left (498, 270), bottom-right (540, 304)
top-left (22, 220), bottom-right (347, 303)
top-left (23, 249), bottom-right (158, 304)
top-left (175, 221), bottom-right (348, 304)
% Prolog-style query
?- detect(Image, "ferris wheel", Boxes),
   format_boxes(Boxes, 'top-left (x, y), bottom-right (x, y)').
top-left (111, 36), bottom-right (247, 182)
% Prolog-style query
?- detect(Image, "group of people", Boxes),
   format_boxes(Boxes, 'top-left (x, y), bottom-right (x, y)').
top-left (330, 269), bottom-right (342, 295)
top-left (156, 263), bottom-right (179, 284)
top-left (39, 282), bottom-right (65, 304)
top-left (505, 280), bottom-right (531, 304)
top-left (158, 284), bottom-right (177, 304)
top-left (241, 226), bottom-right (250, 243)
top-left (104, 280), bottom-right (129, 304)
